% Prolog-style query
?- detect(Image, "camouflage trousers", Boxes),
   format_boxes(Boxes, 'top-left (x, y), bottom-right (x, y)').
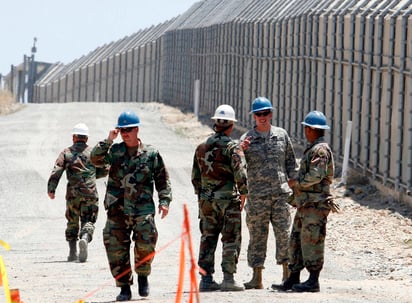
top-left (103, 203), bottom-right (158, 286)
top-left (245, 193), bottom-right (291, 267)
top-left (198, 198), bottom-right (242, 275)
top-left (288, 201), bottom-right (330, 272)
top-left (65, 197), bottom-right (98, 242)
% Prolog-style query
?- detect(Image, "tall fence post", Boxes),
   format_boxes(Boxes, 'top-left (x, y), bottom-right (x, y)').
top-left (194, 79), bottom-right (200, 117)
top-left (341, 120), bottom-right (353, 185)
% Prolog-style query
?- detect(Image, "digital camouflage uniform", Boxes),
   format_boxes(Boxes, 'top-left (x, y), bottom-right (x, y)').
top-left (288, 137), bottom-right (334, 273)
top-left (90, 139), bottom-right (172, 287)
top-left (240, 126), bottom-right (298, 267)
top-left (192, 132), bottom-right (248, 275)
top-left (47, 141), bottom-right (109, 242)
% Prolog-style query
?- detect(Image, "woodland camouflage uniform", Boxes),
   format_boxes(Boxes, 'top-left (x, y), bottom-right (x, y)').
top-left (192, 131), bottom-right (248, 278)
top-left (288, 137), bottom-right (335, 274)
top-left (90, 139), bottom-right (172, 286)
top-left (271, 110), bottom-right (338, 293)
top-left (47, 141), bottom-right (108, 243)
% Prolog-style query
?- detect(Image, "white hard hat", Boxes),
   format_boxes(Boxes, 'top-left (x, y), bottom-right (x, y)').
top-left (72, 123), bottom-right (89, 136)
top-left (211, 104), bottom-right (237, 122)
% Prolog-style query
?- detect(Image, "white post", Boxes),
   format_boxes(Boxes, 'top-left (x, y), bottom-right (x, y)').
top-left (341, 120), bottom-right (353, 184)
top-left (194, 79), bottom-right (200, 117)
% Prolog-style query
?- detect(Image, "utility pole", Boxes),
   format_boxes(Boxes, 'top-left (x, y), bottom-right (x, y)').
top-left (26, 37), bottom-right (37, 103)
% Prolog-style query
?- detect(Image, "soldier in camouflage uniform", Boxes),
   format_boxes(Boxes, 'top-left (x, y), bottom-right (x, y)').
top-left (240, 97), bottom-right (298, 289)
top-left (47, 123), bottom-right (109, 263)
top-left (192, 104), bottom-right (248, 292)
top-left (272, 110), bottom-right (338, 293)
top-left (90, 111), bottom-right (172, 302)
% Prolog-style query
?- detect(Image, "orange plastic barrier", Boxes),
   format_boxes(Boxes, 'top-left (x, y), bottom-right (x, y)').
top-left (76, 204), bottom-right (200, 303)
top-left (175, 204), bottom-right (201, 303)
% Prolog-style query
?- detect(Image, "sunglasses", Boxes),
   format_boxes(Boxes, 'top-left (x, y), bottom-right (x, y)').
top-left (254, 111), bottom-right (271, 117)
top-left (119, 127), bottom-right (135, 133)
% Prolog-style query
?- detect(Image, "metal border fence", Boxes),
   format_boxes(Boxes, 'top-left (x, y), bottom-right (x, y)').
top-left (29, 0), bottom-right (411, 198)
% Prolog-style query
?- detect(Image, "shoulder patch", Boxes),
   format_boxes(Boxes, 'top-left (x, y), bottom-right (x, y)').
top-left (317, 147), bottom-right (328, 158)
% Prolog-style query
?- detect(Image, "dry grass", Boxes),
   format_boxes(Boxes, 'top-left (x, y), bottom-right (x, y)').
top-left (0, 89), bottom-right (22, 115)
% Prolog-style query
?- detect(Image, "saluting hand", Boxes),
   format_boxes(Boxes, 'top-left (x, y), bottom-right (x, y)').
top-left (108, 129), bottom-right (119, 141)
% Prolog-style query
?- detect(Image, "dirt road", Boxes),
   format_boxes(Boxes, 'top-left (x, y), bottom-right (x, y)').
top-left (0, 102), bottom-right (411, 303)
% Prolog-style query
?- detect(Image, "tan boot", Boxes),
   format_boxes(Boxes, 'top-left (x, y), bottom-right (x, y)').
top-left (244, 267), bottom-right (263, 289)
top-left (282, 263), bottom-right (290, 282)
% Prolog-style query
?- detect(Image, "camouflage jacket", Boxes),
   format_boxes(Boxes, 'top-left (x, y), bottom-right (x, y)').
top-left (191, 132), bottom-right (248, 201)
top-left (293, 137), bottom-right (335, 206)
top-left (47, 141), bottom-right (109, 200)
top-left (240, 126), bottom-right (298, 196)
top-left (90, 139), bottom-right (172, 215)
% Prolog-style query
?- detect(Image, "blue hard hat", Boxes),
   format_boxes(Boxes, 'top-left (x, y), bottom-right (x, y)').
top-left (250, 97), bottom-right (273, 113)
top-left (301, 111), bottom-right (330, 129)
top-left (116, 111), bottom-right (140, 128)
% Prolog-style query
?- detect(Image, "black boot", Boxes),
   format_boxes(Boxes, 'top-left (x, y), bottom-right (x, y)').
top-left (271, 271), bottom-right (300, 291)
top-left (116, 285), bottom-right (132, 301)
top-left (138, 275), bottom-right (149, 297)
top-left (292, 271), bottom-right (320, 292)
top-left (78, 233), bottom-right (89, 263)
top-left (199, 274), bottom-right (220, 292)
top-left (67, 240), bottom-right (78, 262)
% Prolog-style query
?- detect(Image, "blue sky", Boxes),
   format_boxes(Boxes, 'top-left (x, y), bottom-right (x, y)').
top-left (0, 0), bottom-right (199, 75)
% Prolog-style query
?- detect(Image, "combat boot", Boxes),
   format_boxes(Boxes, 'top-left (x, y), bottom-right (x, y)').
top-left (199, 274), bottom-right (220, 292)
top-left (67, 240), bottom-right (78, 262)
top-left (244, 267), bottom-right (263, 289)
top-left (220, 272), bottom-right (244, 291)
top-left (271, 271), bottom-right (300, 291)
top-left (138, 275), bottom-right (149, 297)
top-left (116, 285), bottom-right (132, 301)
top-left (78, 233), bottom-right (89, 263)
top-left (292, 270), bottom-right (320, 292)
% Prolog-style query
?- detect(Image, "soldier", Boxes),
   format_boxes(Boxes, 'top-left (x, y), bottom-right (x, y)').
top-left (47, 123), bottom-right (108, 263)
top-left (192, 104), bottom-right (248, 292)
top-left (240, 97), bottom-right (298, 289)
top-left (90, 110), bottom-right (172, 301)
top-left (272, 110), bottom-right (338, 292)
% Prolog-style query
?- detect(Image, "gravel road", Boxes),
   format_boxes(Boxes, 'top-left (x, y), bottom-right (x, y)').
top-left (0, 102), bottom-right (411, 303)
